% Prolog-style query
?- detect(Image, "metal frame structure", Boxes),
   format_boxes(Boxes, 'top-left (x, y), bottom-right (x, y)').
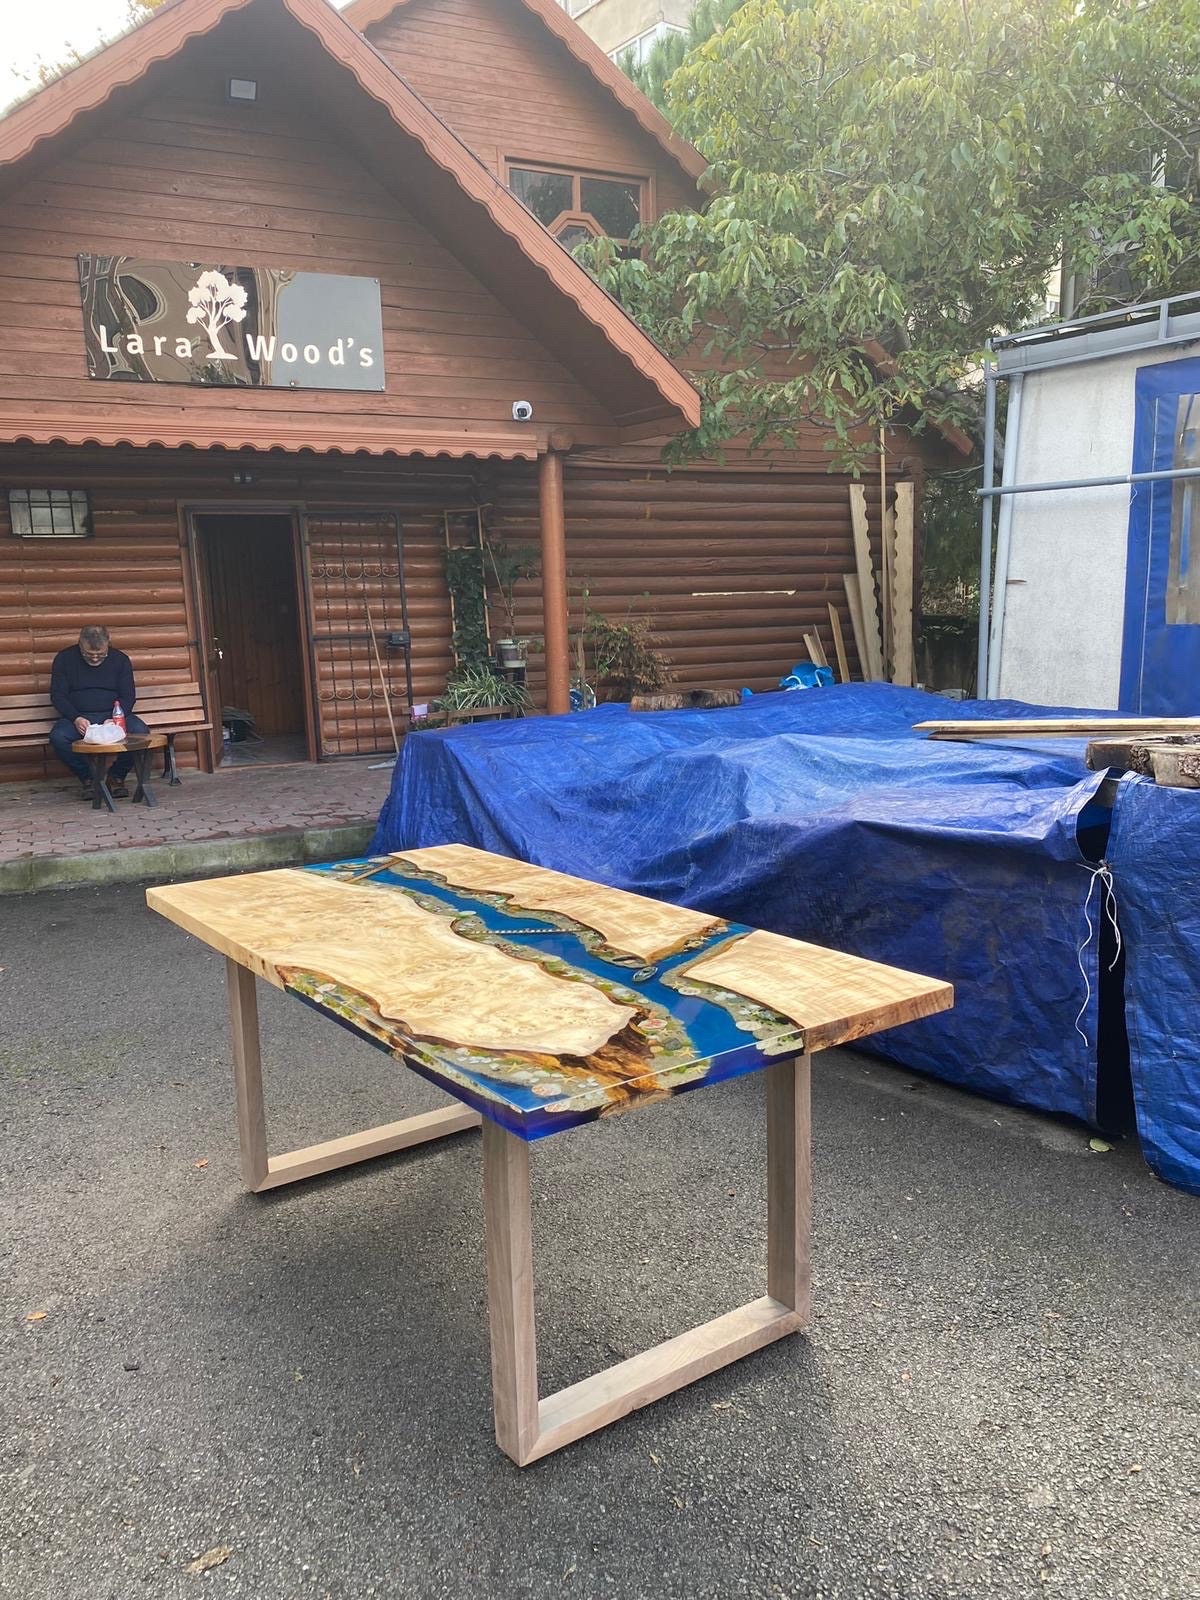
top-left (978, 292), bottom-right (1200, 695)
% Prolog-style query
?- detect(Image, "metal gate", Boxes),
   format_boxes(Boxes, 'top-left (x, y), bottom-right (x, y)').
top-left (301, 510), bottom-right (414, 757)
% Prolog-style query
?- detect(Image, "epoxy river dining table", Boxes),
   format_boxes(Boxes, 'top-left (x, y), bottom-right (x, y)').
top-left (147, 845), bottom-right (952, 1466)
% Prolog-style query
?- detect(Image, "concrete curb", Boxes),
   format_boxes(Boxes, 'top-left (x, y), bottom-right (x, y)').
top-left (0, 821), bottom-right (376, 895)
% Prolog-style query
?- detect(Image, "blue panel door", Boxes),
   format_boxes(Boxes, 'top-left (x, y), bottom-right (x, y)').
top-left (1121, 356), bottom-right (1200, 713)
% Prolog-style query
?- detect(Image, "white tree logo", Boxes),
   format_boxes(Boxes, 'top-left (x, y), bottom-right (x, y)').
top-left (185, 269), bottom-right (248, 361)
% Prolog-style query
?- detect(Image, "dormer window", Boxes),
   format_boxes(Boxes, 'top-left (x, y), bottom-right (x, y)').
top-left (508, 164), bottom-right (644, 257)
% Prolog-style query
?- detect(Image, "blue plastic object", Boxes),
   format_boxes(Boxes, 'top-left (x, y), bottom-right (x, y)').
top-left (1106, 777), bottom-right (1200, 1193)
top-left (780, 661), bottom-right (834, 689)
top-left (373, 685), bottom-right (1122, 1126)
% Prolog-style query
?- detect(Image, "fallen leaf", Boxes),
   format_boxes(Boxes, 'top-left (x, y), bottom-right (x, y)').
top-left (1089, 1137), bottom-right (1113, 1153)
top-left (25, 1311), bottom-right (47, 1323)
top-left (193, 1158), bottom-right (209, 1170)
top-left (184, 1545), bottom-right (233, 1576)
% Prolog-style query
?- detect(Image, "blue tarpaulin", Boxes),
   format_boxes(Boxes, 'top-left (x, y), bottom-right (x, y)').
top-left (1107, 777), bottom-right (1200, 1192)
top-left (372, 685), bottom-right (1114, 1126)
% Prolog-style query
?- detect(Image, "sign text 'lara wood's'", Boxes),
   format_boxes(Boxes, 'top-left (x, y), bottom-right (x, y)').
top-left (78, 257), bottom-right (385, 391)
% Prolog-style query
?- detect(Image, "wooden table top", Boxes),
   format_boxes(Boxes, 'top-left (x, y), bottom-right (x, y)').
top-left (146, 846), bottom-right (952, 1140)
top-left (72, 732), bottom-right (167, 754)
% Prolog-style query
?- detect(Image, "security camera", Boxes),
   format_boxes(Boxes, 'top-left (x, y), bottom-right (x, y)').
top-left (512, 400), bottom-right (534, 422)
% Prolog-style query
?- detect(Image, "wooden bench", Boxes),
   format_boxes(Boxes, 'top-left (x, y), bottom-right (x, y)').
top-left (0, 681), bottom-right (211, 784)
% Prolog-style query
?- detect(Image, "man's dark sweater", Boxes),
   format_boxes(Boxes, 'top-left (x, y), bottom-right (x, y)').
top-left (50, 646), bottom-right (136, 724)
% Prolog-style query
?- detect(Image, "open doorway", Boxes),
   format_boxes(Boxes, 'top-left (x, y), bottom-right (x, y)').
top-left (193, 513), bottom-right (310, 767)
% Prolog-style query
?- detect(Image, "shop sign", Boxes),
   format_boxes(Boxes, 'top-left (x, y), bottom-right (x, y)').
top-left (78, 255), bottom-right (385, 391)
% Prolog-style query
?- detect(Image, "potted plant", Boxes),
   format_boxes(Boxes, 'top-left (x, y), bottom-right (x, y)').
top-left (485, 540), bottom-right (539, 667)
top-left (584, 607), bottom-right (672, 702)
top-left (437, 662), bottom-right (531, 719)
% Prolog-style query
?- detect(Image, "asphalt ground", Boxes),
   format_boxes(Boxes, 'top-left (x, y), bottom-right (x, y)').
top-left (1, 882), bottom-right (1197, 1600)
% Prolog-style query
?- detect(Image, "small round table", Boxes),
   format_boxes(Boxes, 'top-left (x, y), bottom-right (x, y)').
top-left (71, 733), bottom-right (168, 812)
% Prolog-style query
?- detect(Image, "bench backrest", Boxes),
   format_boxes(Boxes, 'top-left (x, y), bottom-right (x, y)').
top-left (0, 681), bottom-right (207, 741)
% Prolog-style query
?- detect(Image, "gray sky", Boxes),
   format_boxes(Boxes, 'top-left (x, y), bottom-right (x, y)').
top-left (2, 0), bottom-right (352, 113)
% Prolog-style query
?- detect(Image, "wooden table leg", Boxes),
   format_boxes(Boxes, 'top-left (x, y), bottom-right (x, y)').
top-left (223, 956), bottom-right (482, 1194)
top-left (87, 753), bottom-right (116, 812)
top-left (482, 1119), bottom-right (540, 1464)
top-left (131, 747), bottom-right (157, 807)
top-left (766, 1052), bottom-right (813, 1319)
top-left (482, 1053), bottom-right (813, 1466)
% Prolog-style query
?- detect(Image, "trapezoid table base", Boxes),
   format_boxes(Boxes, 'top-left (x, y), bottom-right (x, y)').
top-left (482, 1051), bottom-right (813, 1465)
top-left (224, 956), bottom-right (481, 1192)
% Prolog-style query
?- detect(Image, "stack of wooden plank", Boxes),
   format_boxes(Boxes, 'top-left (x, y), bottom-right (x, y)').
top-left (912, 716), bottom-right (1200, 789)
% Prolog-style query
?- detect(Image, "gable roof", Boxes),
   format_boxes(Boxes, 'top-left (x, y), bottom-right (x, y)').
top-left (0, 0), bottom-right (700, 455)
top-left (343, 0), bottom-right (707, 185)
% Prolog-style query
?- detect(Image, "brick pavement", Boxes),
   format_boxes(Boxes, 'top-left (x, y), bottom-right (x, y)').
top-left (0, 757), bottom-right (394, 865)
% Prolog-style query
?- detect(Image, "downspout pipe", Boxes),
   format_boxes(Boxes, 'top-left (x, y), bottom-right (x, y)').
top-left (986, 372), bottom-right (1025, 698)
top-left (977, 359), bottom-right (997, 696)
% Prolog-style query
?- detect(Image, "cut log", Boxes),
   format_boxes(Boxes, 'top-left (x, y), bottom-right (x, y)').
top-left (1150, 747), bottom-right (1200, 788)
top-left (630, 688), bottom-right (741, 712)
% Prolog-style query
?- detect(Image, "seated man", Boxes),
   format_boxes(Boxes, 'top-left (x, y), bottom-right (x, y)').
top-left (49, 625), bottom-right (150, 799)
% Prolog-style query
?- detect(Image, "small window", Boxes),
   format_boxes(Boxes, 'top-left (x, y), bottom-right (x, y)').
top-left (508, 164), bottom-right (645, 257)
top-left (8, 488), bottom-right (92, 539)
top-left (579, 177), bottom-right (640, 240)
top-left (510, 168), bottom-right (574, 229)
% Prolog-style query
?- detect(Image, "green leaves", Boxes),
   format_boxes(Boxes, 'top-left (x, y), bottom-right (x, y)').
top-left (604, 0), bottom-right (1200, 461)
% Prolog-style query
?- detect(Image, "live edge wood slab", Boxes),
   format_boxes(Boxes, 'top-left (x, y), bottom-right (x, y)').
top-left (146, 846), bottom-right (951, 1464)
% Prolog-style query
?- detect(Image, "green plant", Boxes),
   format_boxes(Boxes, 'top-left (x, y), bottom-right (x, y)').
top-left (484, 539), bottom-right (540, 642)
top-left (584, 609), bottom-right (672, 702)
top-left (438, 662), bottom-right (532, 711)
top-left (444, 543), bottom-right (490, 667)
top-left (590, 0), bottom-right (1200, 464)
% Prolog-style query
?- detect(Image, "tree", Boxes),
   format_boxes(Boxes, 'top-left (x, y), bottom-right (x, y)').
top-left (13, 0), bottom-right (172, 97)
top-left (594, 0), bottom-right (1200, 463)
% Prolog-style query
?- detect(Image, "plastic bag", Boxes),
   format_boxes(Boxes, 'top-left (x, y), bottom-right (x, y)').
top-left (83, 720), bottom-right (126, 745)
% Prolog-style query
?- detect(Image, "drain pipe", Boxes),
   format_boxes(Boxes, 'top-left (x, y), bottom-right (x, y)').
top-left (986, 372), bottom-right (1025, 698)
top-left (977, 359), bottom-right (997, 696)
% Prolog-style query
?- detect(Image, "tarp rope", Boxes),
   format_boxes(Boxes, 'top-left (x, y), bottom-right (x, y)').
top-left (1074, 861), bottom-right (1122, 1048)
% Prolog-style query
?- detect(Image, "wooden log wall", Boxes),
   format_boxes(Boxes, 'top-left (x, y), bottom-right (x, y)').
top-left (493, 462), bottom-right (896, 696)
top-left (0, 444), bottom-right (476, 782)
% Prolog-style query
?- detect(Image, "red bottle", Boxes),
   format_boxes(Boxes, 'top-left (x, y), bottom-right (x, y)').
top-left (112, 699), bottom-right (126, 735)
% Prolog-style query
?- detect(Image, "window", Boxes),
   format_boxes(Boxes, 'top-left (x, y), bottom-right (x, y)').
top-left (8, 488), bottom-right (92, 539)
top-left (508, 164), bottom-right (644, 257)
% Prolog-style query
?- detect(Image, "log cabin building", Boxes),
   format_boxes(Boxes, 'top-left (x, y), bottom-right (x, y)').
top-left (0, 0), bottom-right (966, 782)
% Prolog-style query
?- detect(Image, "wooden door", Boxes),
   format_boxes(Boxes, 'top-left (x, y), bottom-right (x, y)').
top-left (203, 516), bottom-right (305, 738)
